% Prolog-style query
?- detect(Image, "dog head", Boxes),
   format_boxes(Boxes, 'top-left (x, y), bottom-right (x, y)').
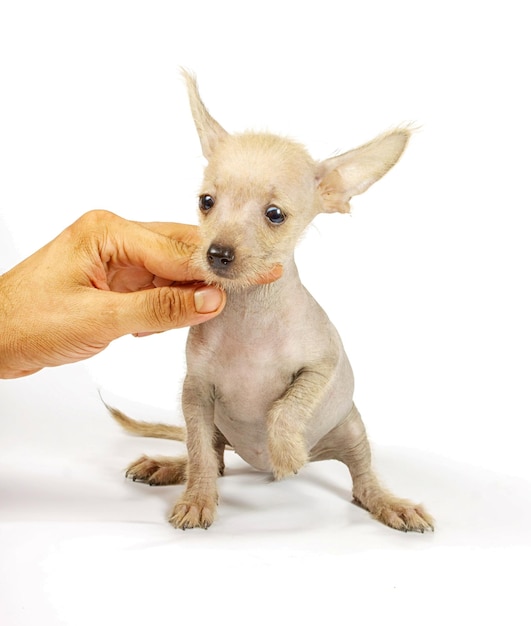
top-left (183, 70), bottom-right (410, 291)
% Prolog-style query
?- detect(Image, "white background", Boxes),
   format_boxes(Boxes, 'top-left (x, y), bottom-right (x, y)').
top-left (1, 1), bottom-right (530, 624)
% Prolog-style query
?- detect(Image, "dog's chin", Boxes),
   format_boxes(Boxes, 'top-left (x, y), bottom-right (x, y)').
top-left (205, 274), bottom-right (263, 293)
top-left (203, 267), bottom-right (280, 292)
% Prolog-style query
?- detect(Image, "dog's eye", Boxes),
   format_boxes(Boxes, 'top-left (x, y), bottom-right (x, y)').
top-left (265, 206), bottom-right (285, 224)
top-left (199, 194), bottom-right (215, 212)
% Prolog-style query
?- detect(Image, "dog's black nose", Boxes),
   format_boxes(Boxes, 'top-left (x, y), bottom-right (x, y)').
top-left (207, 243), bottom-right (235, 271)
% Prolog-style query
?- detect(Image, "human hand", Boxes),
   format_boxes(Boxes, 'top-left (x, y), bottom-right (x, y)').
top-left (0, 210), bottom-right (281, 379)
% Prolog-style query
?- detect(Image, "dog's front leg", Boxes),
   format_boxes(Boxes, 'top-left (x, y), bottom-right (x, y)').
top-left (267, 367), bottom-right (331, 480)
top-left (169, 375), bottom-right (219, 529)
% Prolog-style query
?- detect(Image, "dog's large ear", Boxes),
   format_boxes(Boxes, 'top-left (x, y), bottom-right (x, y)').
top-left (182, 69), bottom-right (228, 159)
top-left (315, 128), bottom-right (411, 214)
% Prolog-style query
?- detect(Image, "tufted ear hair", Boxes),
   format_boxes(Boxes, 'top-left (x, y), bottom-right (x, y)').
top-left (181, 69), bottom-right (229, 159)
top-left (315, 128), bottom-right (411, 214)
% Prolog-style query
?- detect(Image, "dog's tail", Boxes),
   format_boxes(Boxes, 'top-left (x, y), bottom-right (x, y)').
top-left (105, 403), bottom-right (186, 442)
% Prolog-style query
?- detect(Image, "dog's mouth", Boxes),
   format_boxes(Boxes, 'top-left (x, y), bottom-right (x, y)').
top-left (192, 246), bottom-right (282, 291)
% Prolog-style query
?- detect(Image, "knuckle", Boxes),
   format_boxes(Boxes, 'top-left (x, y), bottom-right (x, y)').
top-left (76, 209), bottom-right (115, 229)
top-left (67, 210), bottom-right (117, 252)
top-left (150, 287), bottom-right (189, 328)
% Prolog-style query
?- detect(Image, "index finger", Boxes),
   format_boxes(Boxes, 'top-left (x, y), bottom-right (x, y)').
top-left (100, 218), bottom-right (206, 284)
top-left (136, 221), bottom-right (202, 247)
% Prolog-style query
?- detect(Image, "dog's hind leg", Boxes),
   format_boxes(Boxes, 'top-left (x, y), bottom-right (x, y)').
top-left (310, 405), bottom-right (434, 533)
top-left (126, 454), bottom-right (188, 485)
top-left (124, 427), bottom-right (228, 486)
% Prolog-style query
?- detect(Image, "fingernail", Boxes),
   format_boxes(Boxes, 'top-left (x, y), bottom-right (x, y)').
top-left (194, 287), bottom-right (223, 313)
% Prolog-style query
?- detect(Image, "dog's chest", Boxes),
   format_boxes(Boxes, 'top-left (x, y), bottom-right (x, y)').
top-left (211, 332), bottom-right (299, 416)
top-left (189, 322), bottom-right (303, 471)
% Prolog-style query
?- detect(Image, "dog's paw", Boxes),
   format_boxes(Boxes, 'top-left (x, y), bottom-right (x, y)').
top-left (268, 437), bottom-right (308, 480)
top-left (125, 455), bottom-right (188, 486)
top-left (356, 495), bottom-right (434, 533)
top-left (169, 495), bottom-right (217, 530)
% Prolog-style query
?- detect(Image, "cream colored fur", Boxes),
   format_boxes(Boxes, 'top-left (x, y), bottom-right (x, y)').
top-left (111, 71), bottom-right (433, 533)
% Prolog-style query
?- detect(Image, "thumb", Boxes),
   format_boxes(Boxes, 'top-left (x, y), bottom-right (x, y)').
top-left (106, 283), bottom-right (226, 337)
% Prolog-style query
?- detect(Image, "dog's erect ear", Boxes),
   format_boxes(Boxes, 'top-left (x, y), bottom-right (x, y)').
top-left (182, 69), bottom-right (228, 159)
top-left (315, 128), bottom-right (411, 214)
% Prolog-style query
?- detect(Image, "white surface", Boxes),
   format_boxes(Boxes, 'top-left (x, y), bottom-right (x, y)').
top-left (1, 1), bottom-right (531, 624)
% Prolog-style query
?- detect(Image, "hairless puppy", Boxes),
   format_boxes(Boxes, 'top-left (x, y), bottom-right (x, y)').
top-left (109, 71), bottom-right (434, 533)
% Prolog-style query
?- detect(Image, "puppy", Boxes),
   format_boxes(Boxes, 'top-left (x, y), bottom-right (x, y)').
top-left (111, 71), bottom-right (434, 533)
